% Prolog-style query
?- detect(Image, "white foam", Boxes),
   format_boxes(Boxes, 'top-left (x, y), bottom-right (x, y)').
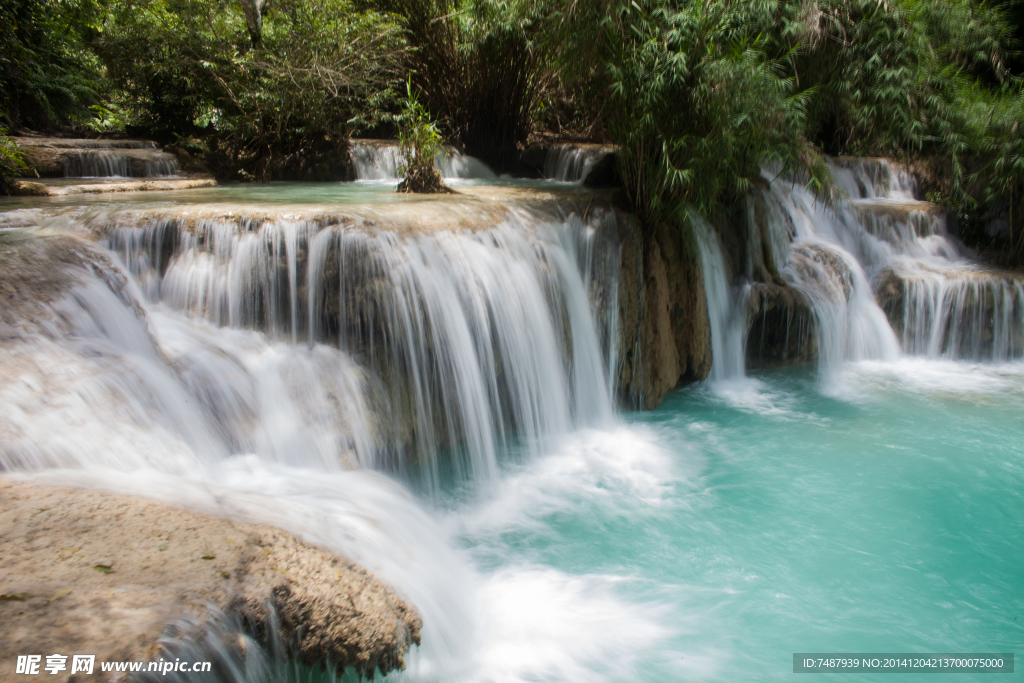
top-left (705, 377), bottom-right (800, 417)
top-left (839, 357), bottom-right (1024, 399)
top-left (472, 566), bottom-right (670, 683)
top-left (457, 426), bottom-right (680, 544)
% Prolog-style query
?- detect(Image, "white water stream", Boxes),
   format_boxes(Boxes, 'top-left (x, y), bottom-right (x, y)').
top-left (349, 141), bottom-right (496, 181)
top-left (695, 158), bottom-right (1023, 387)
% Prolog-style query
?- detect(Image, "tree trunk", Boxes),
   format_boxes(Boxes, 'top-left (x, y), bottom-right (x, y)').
top-left (240, 0), bottom-right (263, 48)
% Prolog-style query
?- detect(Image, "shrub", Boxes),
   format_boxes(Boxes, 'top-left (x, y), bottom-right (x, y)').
top-left (396, 80), bottom-right (451, 193)
top-left (0, 130), bottom-right (32, 195)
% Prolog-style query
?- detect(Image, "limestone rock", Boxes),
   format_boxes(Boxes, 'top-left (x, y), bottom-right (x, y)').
top-left (0, 482), bottom-right (421, 683)
top-left (745, 282), bottom-right (816, 368)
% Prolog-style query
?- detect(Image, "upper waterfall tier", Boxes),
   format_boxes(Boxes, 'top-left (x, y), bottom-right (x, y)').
top-left (1, 183), bottom-right (621, 491)
top-left (349, 139), bottom-right (496, 180)
top-left (541, 144), bottom-right (615, 183)
top-left (14, 137), bottom-right (180, 178)
top-left (828, 157), bottom-right (919, 201)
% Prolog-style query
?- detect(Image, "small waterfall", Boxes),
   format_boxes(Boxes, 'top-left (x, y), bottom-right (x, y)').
top-left (753, 171), bottom-right (903, 383)
top-left (542, 145), bottom-right (609, 183)
top-left (748, 158), bottom-right (1024, 377)
top-left (887, 270), bottom-right (1024, 360)
top-left (829, 159), bottom-right (1023, 361)
top-left (60, 149), bottom-right (180, 178)
top-left (144, 157), bottom-right (180, 177)
top-left (828, 157), bottom-right (918, 201)
top-left (0, 254), bottom-right (377, 473)
top-left (349, 140), bottom-right (496, 181)
top-left (102, 204), bottom-right (619, 489)
top-left (693, 217), bottom-right (748, 382)
top-left (64, 151), bottom-right (133, 177)
top-left (350, 141), bottom-right (404, 179)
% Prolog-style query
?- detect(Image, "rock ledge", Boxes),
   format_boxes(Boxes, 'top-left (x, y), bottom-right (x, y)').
top-left (0, 481), bottom-right (421, 682)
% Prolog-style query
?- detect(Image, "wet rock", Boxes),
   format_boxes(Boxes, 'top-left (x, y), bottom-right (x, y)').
top-left (0, 481), bottom-right (421, 683)
top-left (23, 178), bottom-right (217, 196)
top-left (745, 283), bottom-right (816, 368)
top-left (616, 217), bottom-right (712, 408)
top-left (873, 267), bottom-right (906, 331)
top-left (582, 152), bottom-right (621, 188)
top-left (10, 181), bottom-right (49, 196)
top-left (788, 243), bottom-right (854, 302)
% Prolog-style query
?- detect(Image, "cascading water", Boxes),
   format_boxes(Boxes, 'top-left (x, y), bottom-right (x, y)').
top-left (102, 203), bottom-right (618, 488)
top-left (751, 175), bottom-right (902, 384)
top-left (143, 157), bottom-right (181, 177)
top-left (693, 217), bottom-right (748, 382)
top-left (0, 186), bottom-right (629, 681)
top-left (3, 156), bottom-right (1022, 683)
top-left (894, 273), bottom-right (1024, 359)
top-left (350, 141), bottom-right (404, 180)
top-left (736, 157), bottom-right (1023, 386)
top-left (64, 151), bottom-right (134, 178)
top-left (349, 140), bottom-right (496, 181)
top-left (699, 157), bottom-right (1023, 389)
top-left (61, 149), bottom-right (180, 178)
top-left (542, 145), bottom-right (610, 183)
top-left (770, 158), bottom-right (1019, 368)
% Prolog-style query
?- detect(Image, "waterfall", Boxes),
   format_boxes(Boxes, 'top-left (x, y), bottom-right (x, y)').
top-left (0, 251), bottom-right (377, 473)
top-left (738, 157), bottom-right (1022, 384)
top-left (143, 157), bottom-right (180, 177)
top-left (823, 159), bottom-right (1023, 362)
top-left (100, 203), bottom-right (618, 489)
top-left (753, 177), bottom-right (902, 383)
top-left (542, 145), bottom-right (609, 183)
top-left (64, 151), bottom-right (133, 177)
top-left (693, 217), bottom-right (748, 382)
top-left (891, 271), bottom-right (1024, 360)
top-left (61, 149), bottom-right (180, 178)
top-left (1, 192), bottom-right (627, 678)
top-left (350, 141), bottom-right (404, 179)
top-left (827, 157), bottom-right (918, 201)
top-left (349, 140), bottom-right (497, 181)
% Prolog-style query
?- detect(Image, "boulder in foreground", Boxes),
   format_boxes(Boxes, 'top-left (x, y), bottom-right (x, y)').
top-left (0, 481), bottom-right (421, 683)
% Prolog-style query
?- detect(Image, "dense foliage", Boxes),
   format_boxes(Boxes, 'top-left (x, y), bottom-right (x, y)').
top-left (0, 130), bottom-right (32, 194)
top-left (542, 1), bottom-right (1020, 233)
top-left (2, 0), bottom-right (1023, 260)
top-left (374, 0), bottom-right (549, 168)
top-left (96, 0), bottom-right (407, 179)
top-left (0, 0), bottom-right (104, 131)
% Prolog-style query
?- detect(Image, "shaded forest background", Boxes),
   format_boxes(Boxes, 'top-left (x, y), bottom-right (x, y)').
top-left (2, 0), bottom-right (1024, 264)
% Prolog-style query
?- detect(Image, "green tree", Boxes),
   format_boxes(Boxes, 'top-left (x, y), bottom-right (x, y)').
top-left (98, 0), bottom-right (408, 179)
top-left (376, 0), bottom-right (550, 169)
top-left (0, 0), bottom-right (104, 130)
